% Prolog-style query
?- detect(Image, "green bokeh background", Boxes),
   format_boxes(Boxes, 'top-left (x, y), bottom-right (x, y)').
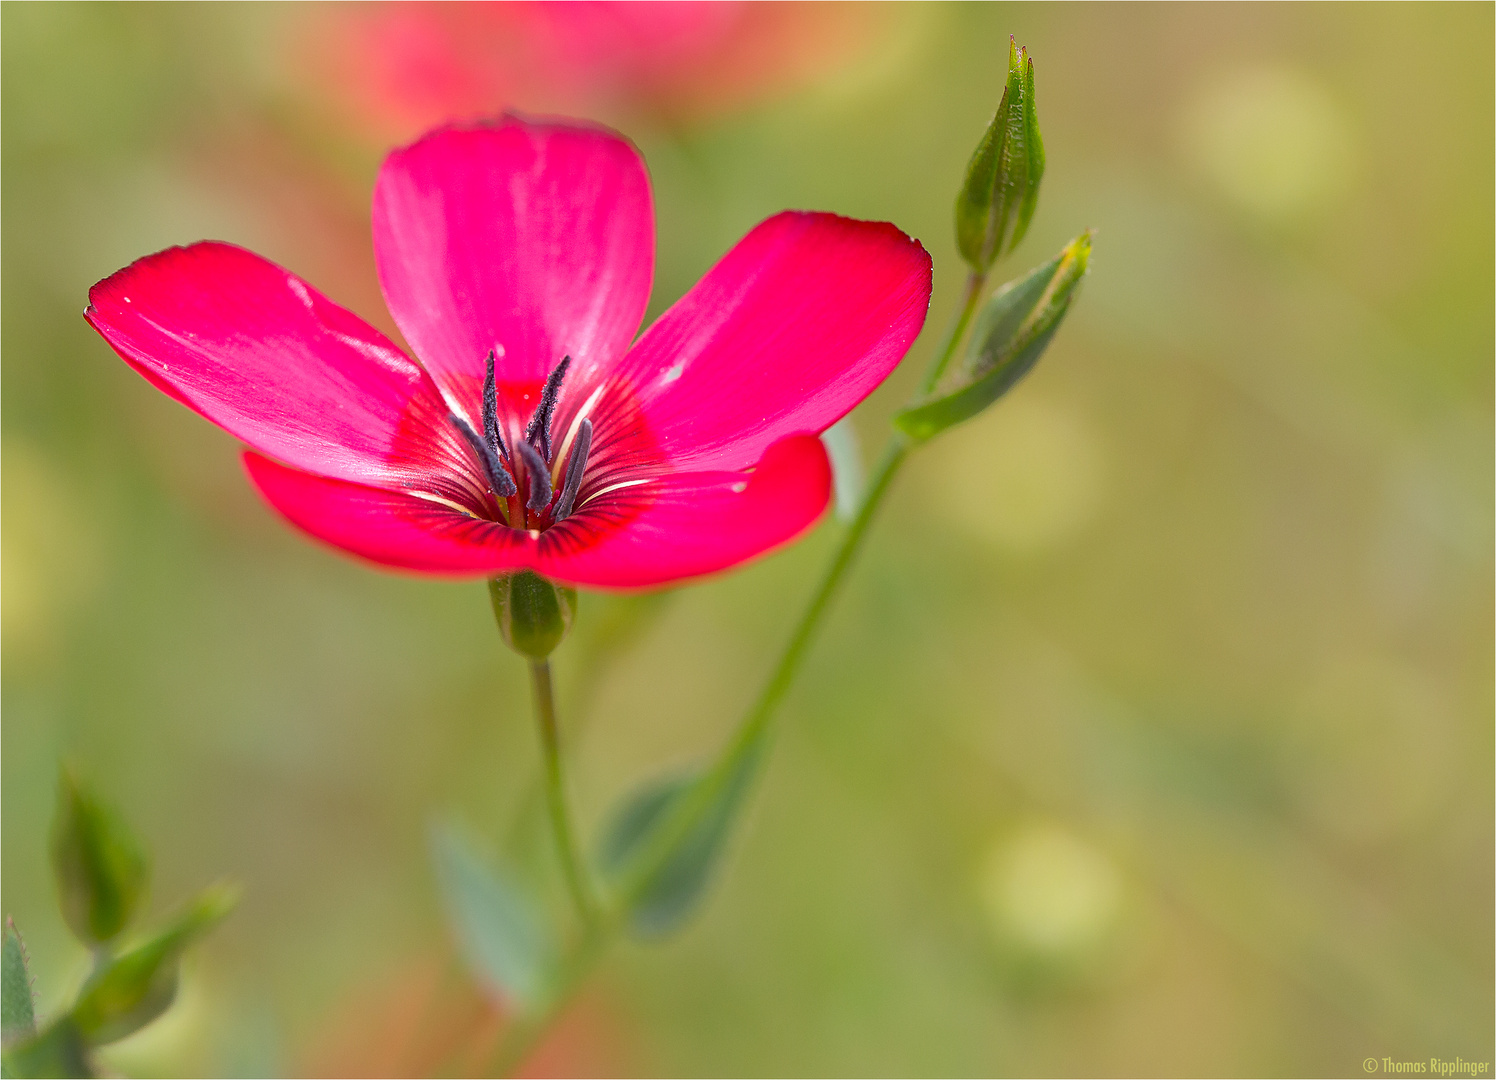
top-left (4, 3), bottom-right (1491, 1076)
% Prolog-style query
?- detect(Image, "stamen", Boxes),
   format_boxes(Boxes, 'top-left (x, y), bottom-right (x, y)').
top-left (551, 419), bottom-right (592, 523)
top-left (450, 412), bottom-right (516, 498)
top-left (524, 355), bottom-right (571, 460)
top-left (482, 349), bottom-right (507, 459)
top-left (514, 438), bottom-right (552, 512)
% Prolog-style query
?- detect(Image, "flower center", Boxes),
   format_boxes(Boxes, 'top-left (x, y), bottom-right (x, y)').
top-left (449, 352), bottom-right (593, 531)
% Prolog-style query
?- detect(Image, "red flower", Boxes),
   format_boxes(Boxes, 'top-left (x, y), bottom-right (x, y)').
top-left (86, 117), bottom-right (931, 589)
top-left (300, 2), bottom-right (879, 142)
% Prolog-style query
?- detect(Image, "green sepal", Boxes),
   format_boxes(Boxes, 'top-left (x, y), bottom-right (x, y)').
top-left (895, 232), bottom-right (1091, 441)
top-left (595, 733), bottom-right (764, 938)
top-left (69, 882), bottom-right (237, 1046)
top-left (489, 571), bottom-right (577, 660)
top-left (955, 37), bottom-right (1045, 272)
top-left (1, 1018), bottom-right (89, 1079)
top-left (429, 823), bottom-right (557, 1011)
top-left (2, 921), bottom-right (35, 1047)
top-left (49, 768), bottom-right (149, 947)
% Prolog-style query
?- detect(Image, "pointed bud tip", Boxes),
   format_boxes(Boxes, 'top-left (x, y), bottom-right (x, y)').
top-left (956, 37), bottom-right (1046, 271)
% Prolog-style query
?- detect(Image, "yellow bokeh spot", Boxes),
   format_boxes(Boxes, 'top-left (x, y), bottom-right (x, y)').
top-left (1180, 66), bottom-right (1355, 220)
top-left (982, 823), bottom-right (1122, 954)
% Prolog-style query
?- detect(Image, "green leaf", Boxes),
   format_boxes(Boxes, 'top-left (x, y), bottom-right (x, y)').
top-left (596, 736), bottom-right (763, 938)
top-left (1, 1019), bottom-right (89, 1079)
top-left (49, 767), bottom-right (149, 946)
top-left (430, 823), bottom-right (556, 1010)
top-left (2, 921), bottom-right (35, 1046)
top-left (70, 882), bottom-right (237, 1046)
top-left (895, 232), bottom-right (1092, 441)
top-left (955, 37), bottom-right (1045, 272)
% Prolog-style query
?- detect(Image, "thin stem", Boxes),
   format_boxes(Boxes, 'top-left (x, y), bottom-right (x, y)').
top-left (610, 268), bottom-right (988, 911)
top-left (487, 269), bottom-right (989, 1076)
top-left (726, 268), bottom-right (986, 761)
top-left (488, 920), bottom-right (610, 1076)
top-left (529, 659), bottom-right (597, 928)
top-left (918, 269), bottom-right (987, 396)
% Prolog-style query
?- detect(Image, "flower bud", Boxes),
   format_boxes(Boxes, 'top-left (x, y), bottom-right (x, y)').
top-left (50, 768), bottom-right (149, 946)
top-left (489, 571), bottom-right (577, 659)
top-left (896, 231), bottom-right (1091, 441)
top-left (70, 882), bottom-right (237, 1046)
top-left (955, 37), bottom-right (1045, 272)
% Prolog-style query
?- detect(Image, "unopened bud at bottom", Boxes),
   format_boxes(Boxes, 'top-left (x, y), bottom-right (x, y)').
top-left (489, 571), bottom-right (577, 659)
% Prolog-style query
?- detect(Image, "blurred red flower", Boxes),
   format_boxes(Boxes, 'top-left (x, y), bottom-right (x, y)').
top-left (298, 1), bottom-right (880, 141)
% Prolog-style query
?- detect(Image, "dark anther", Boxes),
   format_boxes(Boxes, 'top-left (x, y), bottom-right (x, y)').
top-left (514, 438), bottom-right (552, 512)
top-left (482, 349), bottom-right (507, 459)
top-left (551, 419), bottom-right (593, 523)
top-left (450, 412), bottom-right (516, 498)
top-left (524, 355), bottom-right (571, 460)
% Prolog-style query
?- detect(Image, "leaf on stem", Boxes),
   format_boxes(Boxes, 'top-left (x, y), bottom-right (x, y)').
top-left (430, 823), bottom-right (557, 1011)
top-left (2, 921), bottom-right (35, 1046)
top-left (69, 882), bottom-right (237, 1046)
top-left (595, 734), bottom-right (764, 938)
top-left (895, 232), bottom-right (1092, 441)
top-left (49, 768), bottom-right (149, 947)
top-left (955, 37), bottom-right (1045, 272)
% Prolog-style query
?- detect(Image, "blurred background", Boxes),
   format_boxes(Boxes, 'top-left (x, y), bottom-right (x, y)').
top-left (3, 3), bottom-right (1492, 1076)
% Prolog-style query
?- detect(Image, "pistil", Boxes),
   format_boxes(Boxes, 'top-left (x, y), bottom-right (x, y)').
top-left (482, 349), bottom-right (508, 459)
top-left (525, 355), bottom-right (571, 461)
top-left (552, 419), bottom-right (592, 522)
top-left (452, 352), bottom-right (596, 528)
top-left (450, 411), bottom-right (516, 500)
top-left (515, 439), bottom-right (553, 512)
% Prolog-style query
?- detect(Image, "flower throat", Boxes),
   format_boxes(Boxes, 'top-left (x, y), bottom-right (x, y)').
top-left (450, 352), bottom-right (593, 530)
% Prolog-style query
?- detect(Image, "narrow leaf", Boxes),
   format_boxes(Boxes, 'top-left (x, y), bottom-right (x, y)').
top-left (70, 882), bottom-right (237, 1046)
top-left (895, 232), bottom-right (1092, 441)
top-left (820, 418), bottom-right (865, 523)
top-left (49, 768), bottom-right (149, 947)
top-left (430, 823), bottom-right (555, 1010)
top-left (955, 38), bottom-right (1046, 271)
top-left (596, 734), bottom-right (764, 938)
top-left (2, 921), bottom-right (35, 1046)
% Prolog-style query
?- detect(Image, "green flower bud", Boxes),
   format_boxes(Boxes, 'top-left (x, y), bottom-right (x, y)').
top-left (896, 231), bottom-right (1092, 441)
top-left (489, 571), bottom-right (577, 659)
top-left (70, 882), bottom-right (237, 1046)
top-left (956, 37), bottom-right (1045, 273)
top-left (50, 768), bottom-right (149, 946)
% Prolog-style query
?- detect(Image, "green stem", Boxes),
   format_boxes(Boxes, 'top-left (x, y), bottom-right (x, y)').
top-left (487, 269), bottom-right (988, 1076)
top-left (529, 659), bottom-right (597, 928)
top-left (614, 267), bottom-right (989, 908)
top-left (918, 270), bottom-right (987, 396)
top-left (488, 920), bottom-right (610, 1077)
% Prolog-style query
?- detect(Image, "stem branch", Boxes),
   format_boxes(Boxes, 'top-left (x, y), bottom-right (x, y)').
top-left (488, 269), bottom-right (988, 1076)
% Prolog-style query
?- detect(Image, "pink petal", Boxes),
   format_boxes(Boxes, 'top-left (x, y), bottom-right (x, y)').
top-left (606, 211), bottom-right (931, 472)
top-left (244, 433), bottom-right (830, 588)
top-left (373, 117), bottom-right (654, 414)
top-left (537, 433), bottom-right (833, 588)
top-left (245, 451), bottom-right (527, 576)
top-left (87, 242), bottom-right (472, 496)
